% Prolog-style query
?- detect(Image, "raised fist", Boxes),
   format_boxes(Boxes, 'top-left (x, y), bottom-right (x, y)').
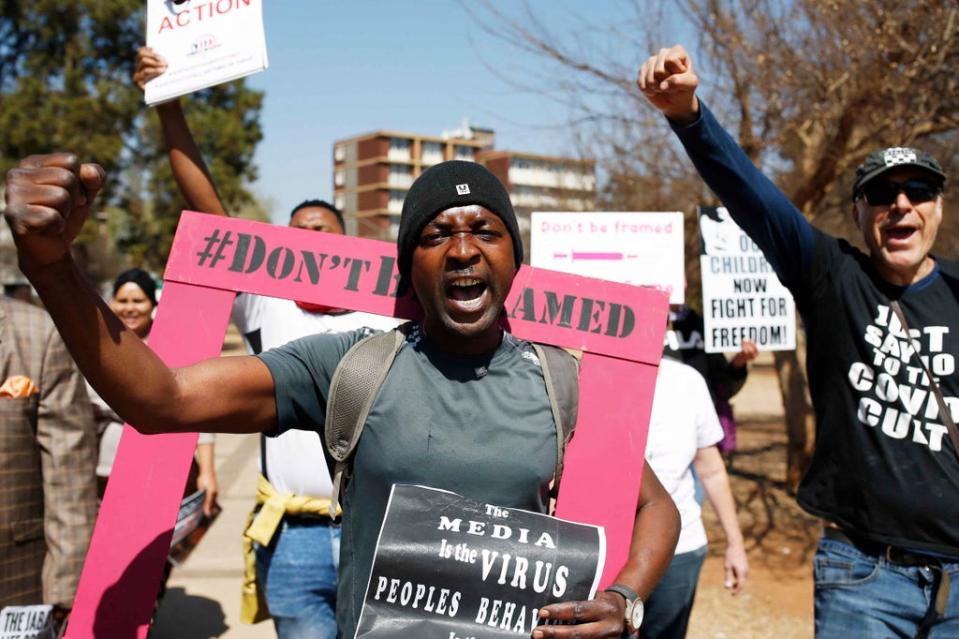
top-left (4, 153), bottom-right (106, 272)
top-left (637, 45), bottom-right (700, 124)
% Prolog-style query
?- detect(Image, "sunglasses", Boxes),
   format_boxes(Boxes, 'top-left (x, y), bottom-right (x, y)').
top-left (860, 179), bottom-right (941, 206)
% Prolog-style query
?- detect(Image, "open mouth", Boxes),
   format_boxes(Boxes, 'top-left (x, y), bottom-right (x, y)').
top-left (885, 226), bottom-right (917, 243)
top-left (445, 278), bottom-right (489, 314)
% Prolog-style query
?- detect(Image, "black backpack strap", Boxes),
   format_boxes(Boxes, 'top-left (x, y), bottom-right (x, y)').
top-left (531, 344), bottom-right (580, 497)
top-left (325, 323), bottom-right (413, 517)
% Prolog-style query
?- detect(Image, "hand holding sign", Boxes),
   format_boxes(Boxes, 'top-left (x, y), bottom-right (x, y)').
top-left (134, 46), bottom-right (169, 91)
top-left (731, 339), bottom-right (759, 368)
top-left (534, 592), bottom-right (626, 638)
top-left (4, 154), bottom-right (105, 272)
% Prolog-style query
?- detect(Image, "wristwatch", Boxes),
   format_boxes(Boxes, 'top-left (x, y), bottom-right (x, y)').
top-left (604, 583), bottom-right (644, 634)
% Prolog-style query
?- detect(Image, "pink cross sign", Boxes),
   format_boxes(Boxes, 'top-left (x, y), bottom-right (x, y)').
top-left (65, 212), bottom-right (668, 638)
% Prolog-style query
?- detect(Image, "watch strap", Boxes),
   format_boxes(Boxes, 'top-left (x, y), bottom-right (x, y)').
top-left (603, 583), bottom-right (638, 604)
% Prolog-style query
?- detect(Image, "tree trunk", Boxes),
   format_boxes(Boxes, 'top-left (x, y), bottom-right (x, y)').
top-left (772, 324), bottom-right (816, 492)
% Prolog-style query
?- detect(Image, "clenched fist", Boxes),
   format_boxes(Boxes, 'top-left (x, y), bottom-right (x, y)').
top-left (637, 45), bottom-right (700, 125)
top-left (4, 153), bottom-right (106, 272)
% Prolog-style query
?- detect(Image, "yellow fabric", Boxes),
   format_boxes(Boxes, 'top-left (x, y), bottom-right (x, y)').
top-left (240, 474), bottom-right (340, 624)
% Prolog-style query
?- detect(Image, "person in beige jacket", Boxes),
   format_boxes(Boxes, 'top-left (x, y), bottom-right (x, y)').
top-left (0, 294), bottom-right (98, 624)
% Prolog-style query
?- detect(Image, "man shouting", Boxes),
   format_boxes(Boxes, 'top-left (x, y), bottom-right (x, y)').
top-left (639, 44), bottom-right (957, 638)
top-left (5, 155), bottom-right (679, 638)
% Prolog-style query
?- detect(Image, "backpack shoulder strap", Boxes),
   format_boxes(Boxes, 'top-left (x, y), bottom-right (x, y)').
top-left (531, 344), bottom-right (580, 497)
top-left (325, 322), bottom-right (413, 517)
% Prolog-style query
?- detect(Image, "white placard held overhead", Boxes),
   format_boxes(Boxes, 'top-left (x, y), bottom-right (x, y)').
top-left (530, 212), bottom-right (685, 304)
top-left (699, 206), bottom-right (796, 353)
top-left (145, 0), bottom-right (269, 105)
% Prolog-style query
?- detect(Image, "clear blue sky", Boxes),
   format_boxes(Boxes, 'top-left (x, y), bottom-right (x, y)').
top-left (244, 1), bottom-right (629, 224)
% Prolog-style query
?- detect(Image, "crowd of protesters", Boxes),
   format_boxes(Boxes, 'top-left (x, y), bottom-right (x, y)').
top-left (0, 39), bottom-right (955, 639)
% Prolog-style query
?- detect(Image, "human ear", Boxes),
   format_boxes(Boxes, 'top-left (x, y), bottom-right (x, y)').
top-left (850, 202), bottom-right (863, 230)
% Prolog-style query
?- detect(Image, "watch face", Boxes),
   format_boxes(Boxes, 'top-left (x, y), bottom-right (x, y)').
top-left (628, 599), bottom-right (644, 631)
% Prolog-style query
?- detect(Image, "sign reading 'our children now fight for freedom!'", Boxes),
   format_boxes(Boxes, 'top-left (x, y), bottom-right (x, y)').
top-left (145, 0), bottom-right (268, 105)
top-left (699, 206), bottom-right (796, 353)
top-left (354, 485), bottom-right (605, 639)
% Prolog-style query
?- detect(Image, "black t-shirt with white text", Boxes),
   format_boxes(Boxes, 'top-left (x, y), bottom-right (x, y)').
top-left (672, 103), bottom-right (959, 557)
top-left (798, 235), bottom-right (959, 556)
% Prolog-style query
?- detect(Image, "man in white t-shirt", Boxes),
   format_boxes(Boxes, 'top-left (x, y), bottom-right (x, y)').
top-left (132, 48), bottom-right (399, 638)
top-left (232, 266), bottom-right (398, 637)
top-left (642, 356), bottom-right (749, 638)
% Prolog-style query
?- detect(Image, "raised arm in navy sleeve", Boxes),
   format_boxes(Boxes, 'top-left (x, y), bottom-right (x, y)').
top-left (669, 102), bottom-right (816, 292)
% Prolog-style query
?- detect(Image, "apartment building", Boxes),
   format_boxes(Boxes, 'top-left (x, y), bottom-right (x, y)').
top-left (333, 125), bottom-right (595, 255)
top-left (482, 150), bottom-right (595, 251)
top-left (332, 130), bottom-right (488, 240)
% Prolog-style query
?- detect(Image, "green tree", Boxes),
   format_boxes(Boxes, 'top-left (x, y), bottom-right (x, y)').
top-left (0, 0), bottom-right (263, 275)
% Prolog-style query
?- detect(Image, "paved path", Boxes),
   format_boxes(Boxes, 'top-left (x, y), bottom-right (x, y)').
top-left (151, 432), bottom-right (266, 639)
top-left (730, 352), bottom-right (785, 422)
top-left (151, 329), bottom-right (274, 638)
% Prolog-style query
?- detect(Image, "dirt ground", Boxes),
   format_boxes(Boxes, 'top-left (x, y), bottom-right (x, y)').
top-left (686, 420), bottom-right (818, 639)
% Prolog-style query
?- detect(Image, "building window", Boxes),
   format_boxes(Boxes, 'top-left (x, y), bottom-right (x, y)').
top-left (388, 189), bottom-right (407, 214)
top-left (388, 165), bottom-right (414, 188)
top-left (422, 142), bottom-right (444, 165)
top-left (388, 214), bottom-right (401, 241)
top-left (454, 145), bottom-right (475, 161)
top-left (388, 138), bottom-right (412, 161)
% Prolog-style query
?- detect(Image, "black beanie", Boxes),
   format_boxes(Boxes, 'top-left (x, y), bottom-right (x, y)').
top-left (396, 161), bottom-right (523, 280)
top-left (113, 268), bottom-right (158, 306)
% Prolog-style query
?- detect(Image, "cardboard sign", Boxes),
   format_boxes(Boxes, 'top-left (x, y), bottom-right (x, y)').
top-left (530, 211), bottom-right (685, 304)
top-left (354, 485), bottom-right (604, 638)
top-left (170, 489), bottom-right (205, 547)
top-left (699, 206), bottom-right (796, 353)
top-left (0, 606), bottom-right (54, 639)
top-left (65, 212), bottom-right (668, 638)
top-left (164, 213), bottom-right (667, 365)
top-left (144, 0), bottom-right (268, 105)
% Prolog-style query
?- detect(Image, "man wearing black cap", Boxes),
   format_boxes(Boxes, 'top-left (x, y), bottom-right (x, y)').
top-left (4, 153), bottom-right (680, 638)
top-left (639, 45), bottom-right (958, 637)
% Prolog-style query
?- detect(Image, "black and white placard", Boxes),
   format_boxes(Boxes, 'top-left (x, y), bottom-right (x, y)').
top-left (354, 485), bottom-right (605, 639)
top-left (699, 206), bottom-right (796, 353)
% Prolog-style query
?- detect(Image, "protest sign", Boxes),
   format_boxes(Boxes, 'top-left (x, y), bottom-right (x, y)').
top-left (355, 485), bottom-right (604, 638)
top-left (0, 606), bottom-right (54, 639)
top-left (144, 0), bottom-right (268, 105)
top-left (170, 489), bottom-right (205, 547)
top-left (530, 211), bottom-right (685, 304)
top-left (699, 206), bottom-right (796, 353)
top-left (65, 213), bottom-right (667, 638)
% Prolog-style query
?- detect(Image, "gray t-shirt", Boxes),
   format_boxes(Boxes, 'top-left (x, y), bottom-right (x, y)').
top-left (259, 324), bottom-right (558, 638)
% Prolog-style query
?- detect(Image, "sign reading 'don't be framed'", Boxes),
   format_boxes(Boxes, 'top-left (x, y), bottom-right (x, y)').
top-left (530, 211), bottom-right (685, 304)
top-left (64, 212), bottom-right (668, 638)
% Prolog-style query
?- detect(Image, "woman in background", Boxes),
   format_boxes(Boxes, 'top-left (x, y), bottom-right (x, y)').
top-left (89, 268), bottom-right (218, 515)
top-left (642, 356), bottom-right (749, 638)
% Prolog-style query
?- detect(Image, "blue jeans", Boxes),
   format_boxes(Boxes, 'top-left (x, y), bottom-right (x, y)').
top-left (255, 517), bottom-right (341, 639)
top-left (640, 545), bottom-right (707, 639)
top-left (814, 537), bottom-right (959, 638)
